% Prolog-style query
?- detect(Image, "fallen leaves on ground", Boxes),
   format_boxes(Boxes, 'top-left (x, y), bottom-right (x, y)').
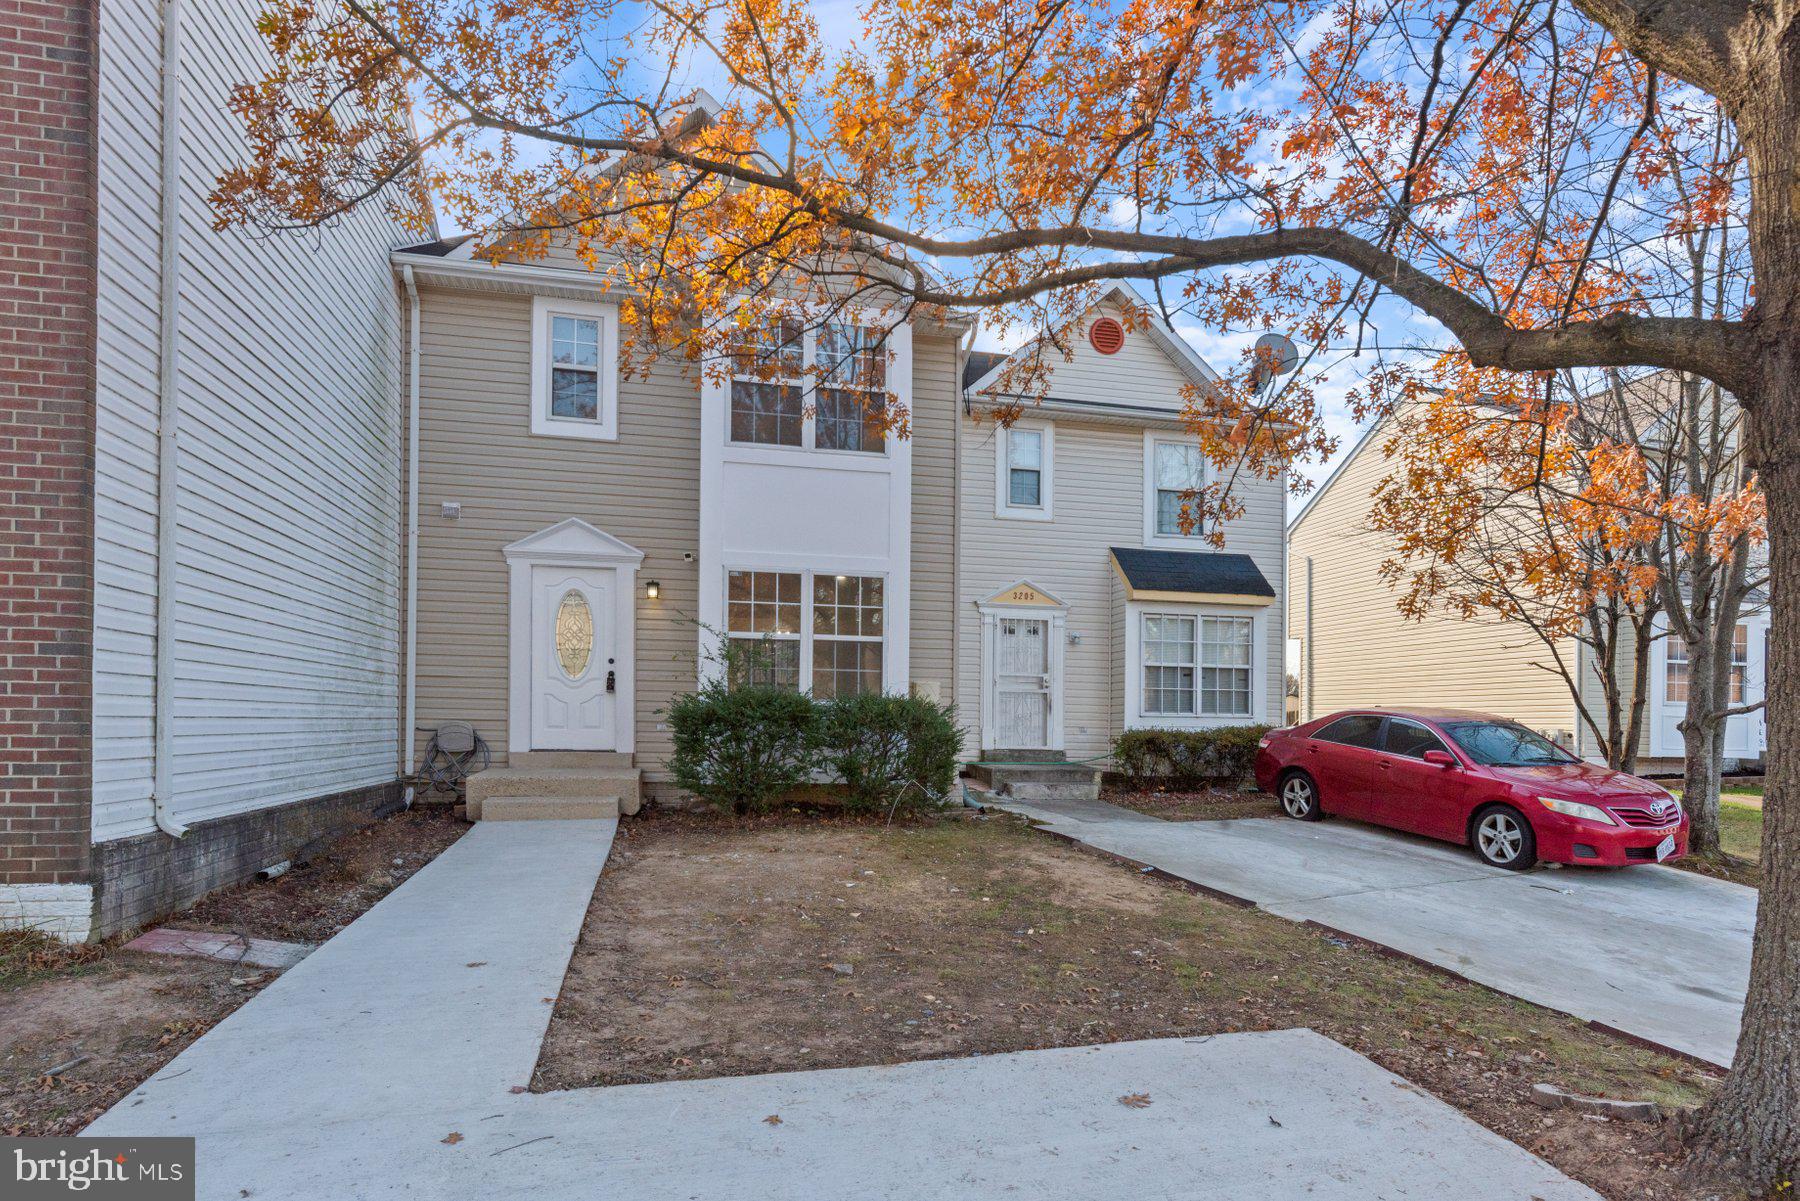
top-left (1118, 1093), bottom-right (1153, 1109)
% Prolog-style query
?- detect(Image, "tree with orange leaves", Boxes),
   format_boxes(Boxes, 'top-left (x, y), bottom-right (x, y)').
top-left (213, 0), bottom-right (1799, 1183)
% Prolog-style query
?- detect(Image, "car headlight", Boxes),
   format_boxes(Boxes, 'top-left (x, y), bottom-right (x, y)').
top-left (1537, 796), bottom-right (1617, 825)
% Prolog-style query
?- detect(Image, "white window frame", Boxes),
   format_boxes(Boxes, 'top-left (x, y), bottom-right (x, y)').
top-left (1123, 602), bottom-right (1265, 730)
top-left (726, 316), bottom-right (892, 458)
top-left (1143, 431), bottom-right (1209, 546)
top-left (530, 296), bottom-right (619, 441)
top-left (995, 421), bottom-right (1053, 521)
top-left (722, 566), bottom-right (890, 697)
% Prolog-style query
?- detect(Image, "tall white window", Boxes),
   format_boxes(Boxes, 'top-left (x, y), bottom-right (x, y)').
top-left (816, 324), bottom-right (887, 452)
top-left (728, 317), bottom-right (888, 453)
top-left (1149, 438), bottom-right (1207, 538)
top-left (812, 574), bottom-right (884, 696)
top-left (1141, 613), bottom-right (1254, 717)
top-left (724, 568), bottom-right (886, 695)
top-left (531, 297), bottom-right (618, 440)
top-left (1731, 623), bottom-right (1749, 704)
top-left (729, 319), bottom-right (805, 447)
top-left (996, 423), bottom-right (1053, 519)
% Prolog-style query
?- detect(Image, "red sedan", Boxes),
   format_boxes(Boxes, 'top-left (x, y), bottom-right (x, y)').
top-left (1253, 708), bottom-right (1688, 870)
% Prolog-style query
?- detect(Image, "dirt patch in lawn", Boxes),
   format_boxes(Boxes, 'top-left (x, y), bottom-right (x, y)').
top-left (0, 805), bottom-right (466, 1136)
top-left (538, 809), bottom-right (1733, 1201)
top-left (1101, 784), bottom-right (1279, 821)
top-left (1667, 801), bottom-right (1762, 888)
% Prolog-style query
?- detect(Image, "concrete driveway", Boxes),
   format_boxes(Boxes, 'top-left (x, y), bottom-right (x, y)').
top-left (990, 795), bottom-right (1755, 1067)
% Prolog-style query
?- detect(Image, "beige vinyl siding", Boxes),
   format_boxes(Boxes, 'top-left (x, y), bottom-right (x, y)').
top-left (980, 299), bottom-right (1197, 412)
top-left (1287, 424), bottom-right (1576, 733)
top-left (909, 334), bottom-right (958, 700)
top-left (410, 286), bottom-right (701, 775)
top-left (409, 288), bottom-right (959, 775)
top-left (957, 417), bottom-right (1287, 760)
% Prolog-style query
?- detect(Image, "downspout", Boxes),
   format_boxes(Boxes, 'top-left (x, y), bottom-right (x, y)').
top-left (150, 0), bottom-right (187, 838)
top-left (402, 266), bottom-right (420, 783)
top-left (953, 322), bottom-right (974, 723)
top-left (1304, 556), bottom-right (1315, 723)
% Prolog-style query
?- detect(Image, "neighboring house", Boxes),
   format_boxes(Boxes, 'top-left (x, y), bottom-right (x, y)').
top-left (393, 236), bottom-right (964, 809)
top-left (956, 288), bottom-right (1288, 762)
top-left (1, 0), bottom-right (416, 939)
top-left (1287, 411), bottom-right (1769, 773)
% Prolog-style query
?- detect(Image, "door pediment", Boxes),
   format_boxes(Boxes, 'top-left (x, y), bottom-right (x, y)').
top-left (978, 580), bottom-right (1067, 610)
top-left (504, 517), bottom-right (645, 566)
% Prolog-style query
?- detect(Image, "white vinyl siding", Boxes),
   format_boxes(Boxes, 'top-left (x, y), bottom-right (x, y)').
top-left (92, 0), bottom-right (409, 842)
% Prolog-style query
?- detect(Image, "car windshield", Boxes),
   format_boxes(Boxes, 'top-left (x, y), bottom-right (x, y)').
top-left (1441, 721), bottom-right (1578, 767)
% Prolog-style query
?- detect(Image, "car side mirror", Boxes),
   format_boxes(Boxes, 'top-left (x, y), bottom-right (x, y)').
top-left (1422, 749), bottom-right (1457, 768)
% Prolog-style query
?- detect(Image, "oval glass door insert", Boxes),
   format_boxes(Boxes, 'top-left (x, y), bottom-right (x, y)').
top-left (555, 589), bottom-right (594, 679)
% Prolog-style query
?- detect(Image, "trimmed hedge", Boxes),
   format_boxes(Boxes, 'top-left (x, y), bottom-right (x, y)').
top-left (667, 682), bottom-right (821, 815)
top-left (1111, 725), bottom-right (1271, 790)
top-left (818, 693), bottom-right (961, 817)
top-left (667, 683), bottom-right (963, 816)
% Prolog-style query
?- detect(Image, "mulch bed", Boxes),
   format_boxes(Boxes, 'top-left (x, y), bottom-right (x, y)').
top-left (1101, 784), bottom-right (1280, 821)
top-left (0, 805), bottom-right (467, 1136)
top-left (536, 808), bottom-right (1736, 1201)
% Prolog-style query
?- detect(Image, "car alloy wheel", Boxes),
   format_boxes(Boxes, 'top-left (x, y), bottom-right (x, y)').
top-left (1474, 808), bottom-right (1534, 869)
top-left (1280, 774), bottom-right (1321, 821)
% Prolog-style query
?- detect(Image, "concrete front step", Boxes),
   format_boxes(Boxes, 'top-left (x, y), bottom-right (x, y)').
top-left (481, 795), bottom-right (621, 821)
top-left (509, 750), bottom-right (635, 770)
top-left (967, 761), bottom-right (1102, 802)
top-left (467, 766), bottom-right (641, 819)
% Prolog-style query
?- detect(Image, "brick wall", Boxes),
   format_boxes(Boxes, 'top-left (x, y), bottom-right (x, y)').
top-left (91, 780), bottom-right (403, 936)
top-left (0, 0), bottom-right (100, 892)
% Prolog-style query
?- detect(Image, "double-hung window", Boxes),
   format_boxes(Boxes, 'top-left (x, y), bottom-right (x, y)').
top-left (724, 569), bottom-right (885, 696)
top-left (816, 323), bottom-right (887, 452)
top-left (812, 574), bottom-right (884, 697)
top-left (1148, 437), bottom-right (1207, 539)
top-left (1665, 625), bottom-right (1751, 704)
top-left (729, 319), bottom-right (805, 447)
top-left (1140, 612), bottom-right (1255, 718)
top-left (729, 317), bottom-right (889, 454)
top-left (531, 297), bottom-right (618, 440)
top-left (1730, 623), bottom-right (1749, 704)
top-left (997, 424), bottom-right (1052, 519)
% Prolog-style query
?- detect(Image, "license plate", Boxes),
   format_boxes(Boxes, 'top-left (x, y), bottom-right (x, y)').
top-left (1655, 834), bottom-right (1677, 862)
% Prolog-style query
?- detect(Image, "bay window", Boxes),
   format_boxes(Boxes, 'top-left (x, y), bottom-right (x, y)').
top-left (1140, 612), bottom-right (1254, 718)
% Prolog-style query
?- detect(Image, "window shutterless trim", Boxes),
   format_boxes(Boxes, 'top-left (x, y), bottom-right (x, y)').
top-left (530, 296), bottom-right (619, 441)
top-left (995, 421), bottom-right (1053, 521)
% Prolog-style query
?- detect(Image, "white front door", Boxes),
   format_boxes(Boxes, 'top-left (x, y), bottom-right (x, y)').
top-left (531, 566), bottom-right (615, 750)
top-left (994, 617), bottom-right (1052, 748)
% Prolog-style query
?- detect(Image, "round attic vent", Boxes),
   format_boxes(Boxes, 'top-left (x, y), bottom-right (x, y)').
top-left (1089, 316), bottom-right (1125, 355)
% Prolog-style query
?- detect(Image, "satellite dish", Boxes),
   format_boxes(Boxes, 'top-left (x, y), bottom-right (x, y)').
top-left (1254, 331), bottom-right (1299, 375)
top-left (1247, 331), bottom-right (1299, 394)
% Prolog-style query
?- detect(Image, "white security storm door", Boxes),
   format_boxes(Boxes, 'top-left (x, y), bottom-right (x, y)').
top-left (995, 617), bottom-right (1052, 748)
top-left (531, 567), bottom-right (615, 750)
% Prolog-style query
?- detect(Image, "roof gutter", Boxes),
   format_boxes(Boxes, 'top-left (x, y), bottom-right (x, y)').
top-left (150, 0), bottom-right (187, 839)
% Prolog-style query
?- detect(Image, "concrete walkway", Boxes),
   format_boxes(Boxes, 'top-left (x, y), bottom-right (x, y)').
top-left (88, 814), bottom-right (1604, 1200)
top-left (989, 795), bottom-right (1754, 1066)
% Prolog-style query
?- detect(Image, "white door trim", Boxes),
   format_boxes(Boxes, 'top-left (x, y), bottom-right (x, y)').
top-left (504, 518), bottom-right (644, 755)
top-left (976, 583), bottom-right (1067, 752)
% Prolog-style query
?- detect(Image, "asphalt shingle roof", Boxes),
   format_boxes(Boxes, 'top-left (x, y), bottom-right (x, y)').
top-left (1109, 547), bottom-right (1275, 598)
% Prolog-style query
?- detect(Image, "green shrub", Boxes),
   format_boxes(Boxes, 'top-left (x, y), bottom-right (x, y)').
top-left (667, 681), bottom-right (821, 814)
top-left (817, 693), bottom-right (963, 816)
top-left (1111, 725), bottom-right (1271, 790)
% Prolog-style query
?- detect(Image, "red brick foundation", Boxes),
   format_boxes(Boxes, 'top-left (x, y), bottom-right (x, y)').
top-left (0, 0), bottom-right (99, 892)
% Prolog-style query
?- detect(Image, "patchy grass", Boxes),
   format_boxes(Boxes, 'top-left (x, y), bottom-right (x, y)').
top-left (1, 806), bottom-right (466, 1136)
top-left (1666, 799), bottom-right (1763, 888)
top-left (539, 809), bottom-right (1731, 1201)
top-left (1100, 785), bottom-right (1279, 821)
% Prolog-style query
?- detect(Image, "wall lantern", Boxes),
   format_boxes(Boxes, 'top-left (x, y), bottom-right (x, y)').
top-left (644, 580), bottom-right (661, 599)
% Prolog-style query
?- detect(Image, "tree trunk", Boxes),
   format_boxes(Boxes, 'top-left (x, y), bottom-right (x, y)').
top-left (1680, 637), bottom-right (1724, 855)
top-left (1687, 47), bottom-right (1800, 1185)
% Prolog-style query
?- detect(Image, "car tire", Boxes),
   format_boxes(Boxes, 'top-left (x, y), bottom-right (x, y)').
top-left (1470, 804), bottom-right (1537, 870)
top-left (1278, 770), bottom-right (1324, 822)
